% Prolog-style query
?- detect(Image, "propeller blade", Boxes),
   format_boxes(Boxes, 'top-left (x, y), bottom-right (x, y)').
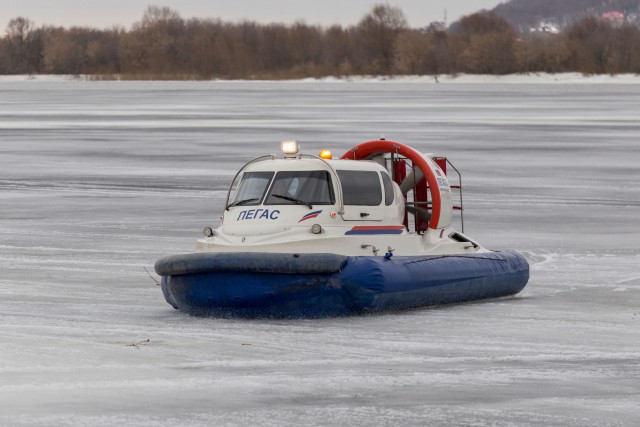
top-left (405, 205), bottom-right (431, 222)
top-left (399, 167), bottom-right (425, 195)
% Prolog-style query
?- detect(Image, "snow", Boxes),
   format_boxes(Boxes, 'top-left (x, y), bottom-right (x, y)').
top-left (1, 80), bottom-right (639, 426)
top-left (3, 72), bottom-right (640, 85)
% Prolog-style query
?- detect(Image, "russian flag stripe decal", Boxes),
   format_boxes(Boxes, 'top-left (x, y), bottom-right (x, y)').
top-left (298, 210), bottom-right (323, 223)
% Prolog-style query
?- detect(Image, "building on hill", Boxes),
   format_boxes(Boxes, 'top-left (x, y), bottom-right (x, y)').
top-left (602, 11), bottom-right (625, 27)
top-left (530, 22), bottom-right (560, 34)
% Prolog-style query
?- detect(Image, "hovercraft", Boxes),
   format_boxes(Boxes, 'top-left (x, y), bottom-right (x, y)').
top-left (155, 139), bottom-right (529, 318)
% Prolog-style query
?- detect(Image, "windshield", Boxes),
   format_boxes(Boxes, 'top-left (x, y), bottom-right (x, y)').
top-left (265, 171), bottom-right (334, 205)
top-left (230, 171), bottom-right (274, 206)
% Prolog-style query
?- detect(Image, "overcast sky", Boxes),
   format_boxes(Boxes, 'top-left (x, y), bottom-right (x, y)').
top-left (1, 0), bottom-right (504, 29)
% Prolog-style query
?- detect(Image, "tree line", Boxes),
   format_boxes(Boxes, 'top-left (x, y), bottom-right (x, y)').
top-left (1, 5), bottom-right (640, 78)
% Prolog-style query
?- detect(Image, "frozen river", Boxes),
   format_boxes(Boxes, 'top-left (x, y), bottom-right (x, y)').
top-left (1, 80), bottom-right (639, 426)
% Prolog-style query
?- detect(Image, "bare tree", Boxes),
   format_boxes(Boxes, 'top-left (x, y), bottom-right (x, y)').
top-left (4, 17), bottom-right (43, 73)
top-left (43, 27), bottom-right (84, 74)
top-left (457, 12), bottom-right (513, 40)
top-left (394, 30), bottom-right (429, 74)
top-left (355, 4), bottom-right (408, 74)
top-left (565, 16), bottom-right (609, 74)
top-left (455, 13), bottom-right (517, 75)
top-left (289, 22), bottom-right (324, 76)
top-left (125, 6), bottom-right (186, 76)
top-left (324, 25), bottom-right (355, 75)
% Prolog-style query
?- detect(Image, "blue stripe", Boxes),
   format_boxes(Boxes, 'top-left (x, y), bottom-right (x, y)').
top-left (345, 229), bottom-right (404, 235)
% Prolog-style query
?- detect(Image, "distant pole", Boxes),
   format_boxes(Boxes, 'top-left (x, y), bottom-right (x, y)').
top-left (444, 9), bottom-right (447, 26)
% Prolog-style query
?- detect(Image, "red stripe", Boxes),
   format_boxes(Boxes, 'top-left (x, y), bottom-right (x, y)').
top-left (350, 226), bottom-right (405, 231)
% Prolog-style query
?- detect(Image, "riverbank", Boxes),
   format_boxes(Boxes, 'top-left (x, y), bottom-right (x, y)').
top-left (1, 72), bottom-right (640, 84)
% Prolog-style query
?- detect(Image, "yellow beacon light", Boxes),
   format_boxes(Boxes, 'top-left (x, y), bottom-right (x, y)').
top-left (319, 150), bottom-right (332, 160)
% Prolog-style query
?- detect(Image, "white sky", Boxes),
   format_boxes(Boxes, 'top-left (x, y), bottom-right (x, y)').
top-left (0, 0), bottom-right (504, 30)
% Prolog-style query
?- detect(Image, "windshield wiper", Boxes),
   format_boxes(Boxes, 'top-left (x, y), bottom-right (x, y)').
top-left (271, 194), bottom-right (313, 209)
top-left (226, 198), bottom-right (259, 210)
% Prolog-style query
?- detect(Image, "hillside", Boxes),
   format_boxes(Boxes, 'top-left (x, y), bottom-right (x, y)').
top-left (490, 0), bottom-right (640, 31)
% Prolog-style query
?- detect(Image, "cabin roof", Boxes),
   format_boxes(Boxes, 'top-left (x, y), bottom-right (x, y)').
top-left (244, 157), bottom-right (387, 173)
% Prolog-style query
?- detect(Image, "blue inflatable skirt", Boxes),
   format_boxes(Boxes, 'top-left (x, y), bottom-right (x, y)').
top-left (154, 251), bottom-right (529, 318)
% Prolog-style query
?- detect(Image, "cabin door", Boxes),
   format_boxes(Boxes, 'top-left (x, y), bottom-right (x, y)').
top-left (337, 170), bottom-right (385, 221)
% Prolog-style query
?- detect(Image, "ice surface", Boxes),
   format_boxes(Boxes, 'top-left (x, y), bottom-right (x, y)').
top-left (1, 80), bottom-right (639, 426)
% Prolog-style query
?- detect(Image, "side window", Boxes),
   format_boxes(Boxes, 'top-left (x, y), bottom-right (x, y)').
top-left (337, 170), bottom-right (382, 206)
top-left (380, 172), bottom-right (394, 206)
